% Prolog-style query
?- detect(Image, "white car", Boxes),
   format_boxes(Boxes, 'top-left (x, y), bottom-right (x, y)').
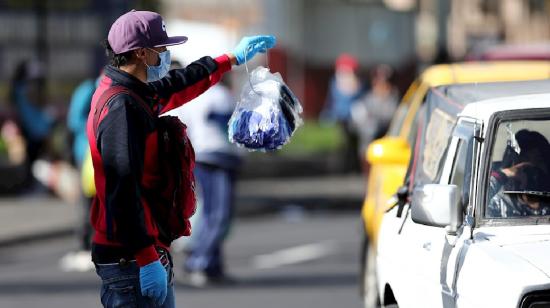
top-left (376, 87), bottom-right (550, 308)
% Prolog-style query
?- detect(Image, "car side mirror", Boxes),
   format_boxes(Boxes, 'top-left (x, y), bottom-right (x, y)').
top-left (411, 184), bottom-right (462, 235)
top-left (366, 137), bottom-right (411, 165)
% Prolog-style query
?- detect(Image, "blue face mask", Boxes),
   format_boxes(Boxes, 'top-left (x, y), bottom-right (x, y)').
top-left (146, 49), bottom-right (171, 82)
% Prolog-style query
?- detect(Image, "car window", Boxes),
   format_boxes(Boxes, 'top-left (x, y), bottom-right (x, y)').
top-left (486, 118), bottom-right (550, 218)
top-left (422, 108), bottom-right (456, 181)
top-left (447, 119), bottom-right (480, 211)
top-left (405, 105), bottom-right (455, 190)
top-left (450, 138), bottom-right (472, 208)
top-left (405, 109), bottom-right (419, 147)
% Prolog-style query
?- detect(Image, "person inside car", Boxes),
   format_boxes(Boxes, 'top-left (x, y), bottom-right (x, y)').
top-left (487, 129), bottom-right (550, 217)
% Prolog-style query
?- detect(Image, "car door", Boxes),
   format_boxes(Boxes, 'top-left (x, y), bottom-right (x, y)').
top-left (393, 118), bottom-right (480, 307)
top-left (424, 118), bottom-right (482, 307)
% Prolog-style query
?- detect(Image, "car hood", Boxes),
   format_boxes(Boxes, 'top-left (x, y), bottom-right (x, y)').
top-left (476, 227), bottom-right (550, 278)
top-left (501, 239), bottom-right (550, 277)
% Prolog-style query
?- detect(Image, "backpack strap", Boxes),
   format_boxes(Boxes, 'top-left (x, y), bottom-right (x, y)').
top-left (93, 85), bottom-right (155, 134)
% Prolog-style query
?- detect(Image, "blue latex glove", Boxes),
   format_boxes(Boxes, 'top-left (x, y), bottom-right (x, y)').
top-left (232, 35), bottom-right (276, 65)
top-left (139, 260), bottom-right (167, 306)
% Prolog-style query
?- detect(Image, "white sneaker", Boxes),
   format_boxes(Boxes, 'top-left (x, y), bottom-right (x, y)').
top-left (175, 270), bottom-right (208, 288)
top-left (188, 271), bottom-right (208, 287)
top-left (59, 250), bottom-right (94, 272)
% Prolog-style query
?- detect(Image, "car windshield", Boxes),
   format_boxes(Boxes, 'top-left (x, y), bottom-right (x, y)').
top-left (486, 118), bottom-right (550, 219)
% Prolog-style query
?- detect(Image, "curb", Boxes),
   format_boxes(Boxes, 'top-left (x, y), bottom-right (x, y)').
top-left (0, 227), bottom-right (74, 248)
top-left (0, 197), bottom-right (363, 247)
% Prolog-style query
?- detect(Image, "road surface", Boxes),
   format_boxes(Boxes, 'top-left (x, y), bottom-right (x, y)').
top-left (0, 210), bottom-right (363, 308)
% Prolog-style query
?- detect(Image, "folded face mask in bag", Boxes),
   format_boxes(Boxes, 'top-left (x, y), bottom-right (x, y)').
top-left (228, 66), bottom-right (303, 151)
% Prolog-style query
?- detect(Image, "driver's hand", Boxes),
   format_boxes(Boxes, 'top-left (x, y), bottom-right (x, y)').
top-left (501, 162), bottom-right (532, 177)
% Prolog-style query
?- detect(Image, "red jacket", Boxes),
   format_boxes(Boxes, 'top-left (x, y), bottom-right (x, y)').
top-left (87, 55), bottom-right (231, 266)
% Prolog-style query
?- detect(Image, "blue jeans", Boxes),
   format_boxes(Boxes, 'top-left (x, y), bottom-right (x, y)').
top-left (184, 163), bottom-right (235, 277)
top-left (95, 261), bottom-right (175, 308)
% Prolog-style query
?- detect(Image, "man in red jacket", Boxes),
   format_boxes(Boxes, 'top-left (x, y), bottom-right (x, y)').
top-left (87, 10), bottom-right (275, 308)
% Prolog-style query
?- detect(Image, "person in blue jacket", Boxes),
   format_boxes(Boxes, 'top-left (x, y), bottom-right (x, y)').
top-left (60, 74), bottom-right (101, 272)
top-left (9, 60), bottom-right (54, 170)
top-left (68, 78), bottom-right (98, 166)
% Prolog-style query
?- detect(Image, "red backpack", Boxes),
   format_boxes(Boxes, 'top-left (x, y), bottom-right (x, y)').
top-left (92, 86), bottom-right (196, 243)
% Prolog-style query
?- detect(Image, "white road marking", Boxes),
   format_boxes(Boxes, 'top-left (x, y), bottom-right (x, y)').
top-left (252, 241), bottom-right (338, 270)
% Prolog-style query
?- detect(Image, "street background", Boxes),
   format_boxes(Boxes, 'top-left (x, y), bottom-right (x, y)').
top-left (0, 0), bottom-right (550, 307)
top-left (0, 211), bottom-right (361, 308)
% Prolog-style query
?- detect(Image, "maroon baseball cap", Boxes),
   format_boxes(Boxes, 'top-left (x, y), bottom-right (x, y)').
top-left (108, 10), bottom-right (187, 54)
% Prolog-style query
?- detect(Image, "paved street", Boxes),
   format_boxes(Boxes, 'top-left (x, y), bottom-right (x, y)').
top-left (0, 210), bottom-right (363, 308)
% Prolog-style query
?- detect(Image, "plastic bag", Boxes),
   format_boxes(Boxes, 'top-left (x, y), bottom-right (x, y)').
top-left (228, 66), bottom-right (303, 151)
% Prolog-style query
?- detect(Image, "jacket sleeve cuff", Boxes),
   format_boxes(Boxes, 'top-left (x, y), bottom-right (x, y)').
top-left (135, 245), bottom-right (159, 267)
top-left (215, 54), bottom-right (232, 74)
top-left (491, 170), bottom-right (508, 184)
top-left (491, 170), bottom-right (508, 185)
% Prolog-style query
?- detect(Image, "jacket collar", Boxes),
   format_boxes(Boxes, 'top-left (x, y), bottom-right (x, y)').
top-left (104, 65), bottom-right (155, 102)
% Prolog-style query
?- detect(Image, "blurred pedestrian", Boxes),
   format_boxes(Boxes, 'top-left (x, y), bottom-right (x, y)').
top-left (68, 76), bottom-right (99, 167)
top-left (0, 118), bottom-right (27, 193)
top-left (351, 65), bottom-right (398, 173)
top-left (321, 53), bottom-right (365, 173)
top-left (9, 60), bottom-right (54, 180)
top-left (87, 9), bottom-right (275, 308)
top-left (166, 76), bottom-right (242, 287)
top-left (165, 59), bottom-right (204, 254)
top-left (59, 74), bottom-right (101, 272)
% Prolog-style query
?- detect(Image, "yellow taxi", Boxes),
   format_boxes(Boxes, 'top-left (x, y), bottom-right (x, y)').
top-left (360, 61), bottom-right (550, 304)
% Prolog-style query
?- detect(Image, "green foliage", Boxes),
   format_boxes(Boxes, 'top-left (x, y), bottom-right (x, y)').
top-left (280, 121), bottom-right (344, 156)
top-left (0, 138), bottom-right (6, 156)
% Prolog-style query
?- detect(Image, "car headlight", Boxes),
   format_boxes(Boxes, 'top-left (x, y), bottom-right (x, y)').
top-left (521, 290), bottom-right (550, 308)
